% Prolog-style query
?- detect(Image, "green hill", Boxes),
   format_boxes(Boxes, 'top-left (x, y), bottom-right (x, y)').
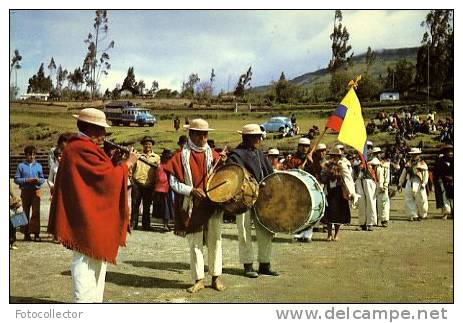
top-left (254, 47), bottom-right (419, 93)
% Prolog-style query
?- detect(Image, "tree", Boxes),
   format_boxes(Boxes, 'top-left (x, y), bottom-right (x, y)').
top-left (56, 65), bottom-right (68, 93)
top-left (137, 79), bottom-right (146, 95)
top-left (103, 88), bottom-right (111, 99)
top-left (328, 10), bottom-right (354, 99)
top-left (181, 73), bottom-right (200, 98)
top-left (234, 66), bottom-right (252, 97)
top-left (82, 10), bottom-right (115, 98)
top-left (149, 80), bottom-right (159, 95)
top-left (10, 49), bottom-right (22, 95)
top-left (365, 46), bottom-right (376, 73)
top-left (48, 57), bottom-right (57, 81)
top-left (386, 59), bottom-right (414, 94)
top-left (67, 67), bottom-right (84, 92)
top-left (121, 67), bottom-right (137, 91)
top-left (356, 75), bottom-right (381, 101)
top-left (415, 10), bottom-right (453, 98)
top-left (273, 71), bottom-right (301, 103)
top-left (27, 63), bottom-right (53, 93)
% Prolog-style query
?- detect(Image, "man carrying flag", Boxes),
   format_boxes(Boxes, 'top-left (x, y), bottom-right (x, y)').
top-left (324, 76), bottom-right (376, 230)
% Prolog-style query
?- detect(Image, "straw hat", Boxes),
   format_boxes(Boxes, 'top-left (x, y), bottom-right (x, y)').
top-left (316, 143), bottom-right (327, 151)
top-left (183, 118), bottom-right (214, 131)
top-left (328, 147), bottom-right (342, 156)
top-left (268, 148), bottom-right (280, 156)
top-left (408, 147), bottom-right (422, 154)
top-left (237, 124), bottom-right (264, 135)
top-left (140, 136), bottom-right (155, 144)
top-left (73, 108), bottom-right (110, 128)
top-left (366, 140), bottom-right (373, 147)
top-left (298, 137), bottom-right (311, 146)
top-left (335, 144), bottom-right (344, 150)
top-left (371, 147), bottom-right (381, 153)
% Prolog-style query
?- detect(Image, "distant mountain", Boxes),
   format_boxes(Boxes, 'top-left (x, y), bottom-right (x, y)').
top-left (253, 47), bottom-right (419, 93)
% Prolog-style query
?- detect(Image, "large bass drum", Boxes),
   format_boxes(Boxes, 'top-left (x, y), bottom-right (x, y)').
top-left (206, 163), bottom-right (259, 214)
top-left (254, 169), bottom-right (325, 234)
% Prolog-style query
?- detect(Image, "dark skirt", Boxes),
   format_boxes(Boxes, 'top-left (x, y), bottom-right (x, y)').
top-left (323, 185), bottom-right (351, 225)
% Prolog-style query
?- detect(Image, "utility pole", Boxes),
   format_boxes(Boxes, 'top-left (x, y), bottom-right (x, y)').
top-left (427, 41), bottom-right (430, 108)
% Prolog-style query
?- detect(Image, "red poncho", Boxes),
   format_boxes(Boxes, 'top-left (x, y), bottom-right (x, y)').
top-left (48, 136), bottom-right (129, 264)
top-left (164, 149), bottom-right (219, 233)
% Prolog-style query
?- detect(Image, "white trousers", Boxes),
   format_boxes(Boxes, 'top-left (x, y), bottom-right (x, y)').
top-left (186, 211), bottom-right (222, 281)
top-left (294, 227), bottom-right (314, 240)
top-left (404, 179), bottom-right (428, 218)
top-left (356, 179), bottom-right (377, 226)
top-left (71, 251), bottom-right (107, 303)
top-left (236, 209), bottom-right (273, 264)
top-left (376, 191), bottom-right (390, 222)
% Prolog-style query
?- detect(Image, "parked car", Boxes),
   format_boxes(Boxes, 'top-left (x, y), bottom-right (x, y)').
top-left (260, 116), bottom-right (292, 133)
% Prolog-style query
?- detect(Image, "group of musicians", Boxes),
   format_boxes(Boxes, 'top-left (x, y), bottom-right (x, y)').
top-left (47, 109), bottom-right (453, 303)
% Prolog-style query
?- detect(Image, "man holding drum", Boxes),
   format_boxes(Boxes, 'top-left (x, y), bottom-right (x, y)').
top-left (164, 118), bottom-right (226, 293)
top-left (228, 124), bottom-right (278, 278)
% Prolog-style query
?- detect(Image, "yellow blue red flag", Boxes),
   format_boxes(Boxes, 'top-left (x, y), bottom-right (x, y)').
top-left (326, 87), bottom-right (368, 160)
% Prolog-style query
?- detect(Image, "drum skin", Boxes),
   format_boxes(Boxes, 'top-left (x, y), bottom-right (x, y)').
top-left (206, 164), bottom-right (259, 214)
top-left (254, 169), bottom-right (325, 234)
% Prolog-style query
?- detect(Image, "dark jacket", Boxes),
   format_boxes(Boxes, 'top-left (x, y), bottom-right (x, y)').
top-left (228, 144), bottom-right (273, 182)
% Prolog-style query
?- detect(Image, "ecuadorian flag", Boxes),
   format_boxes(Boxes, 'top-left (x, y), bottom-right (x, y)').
top-left (326, 87), bottom-right (369, 161)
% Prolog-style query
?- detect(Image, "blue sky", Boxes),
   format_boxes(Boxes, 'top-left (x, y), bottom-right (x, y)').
top-left (10, 10), bottom-right (430, 95)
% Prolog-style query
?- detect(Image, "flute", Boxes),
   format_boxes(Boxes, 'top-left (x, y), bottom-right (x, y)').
top-left (104, 139), bottom-right (158, 168)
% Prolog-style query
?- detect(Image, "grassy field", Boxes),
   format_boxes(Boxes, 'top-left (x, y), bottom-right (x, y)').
top-left (9, 101), bottom-right (446, 155)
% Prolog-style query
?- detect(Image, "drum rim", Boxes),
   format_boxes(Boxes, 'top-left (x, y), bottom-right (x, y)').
top-left (254, 169), bottom-right (322, 234)
top-left (206, 163), bottom-right (246, 202)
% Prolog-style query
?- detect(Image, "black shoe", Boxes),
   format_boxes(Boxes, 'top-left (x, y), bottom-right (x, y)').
top-left (360, 225), bottom-right (367, 231)
top-left (381, 221), bottom-right (389, 227)
top-left (258, 263), bottom-right (279, 276)
top-left (366, 226), bottom-right (373, 231)
top-left (243, 263), bottom-right (259, 278)
top-left (24, 235), bottom-right (32, 241)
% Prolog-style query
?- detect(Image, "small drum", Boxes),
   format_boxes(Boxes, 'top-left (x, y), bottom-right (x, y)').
top-left (206, 164), bottom-right (259, 214)
top-left (254, 169), bottom-right (325, 234)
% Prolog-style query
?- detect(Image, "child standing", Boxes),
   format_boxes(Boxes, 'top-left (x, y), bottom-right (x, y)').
top-left (154, 149), bottom-right (174, 231)
top-left (14, 145), bottom-right (45, 241)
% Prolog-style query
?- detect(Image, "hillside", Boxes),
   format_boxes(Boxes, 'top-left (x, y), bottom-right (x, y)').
top-left (254, 47), bottom-right (419, 93)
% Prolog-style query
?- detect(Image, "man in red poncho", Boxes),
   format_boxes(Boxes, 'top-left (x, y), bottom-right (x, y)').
top-left (48, 108), bottom-right (138, 303)
top-left (164, 118), bottom-right (225, 293)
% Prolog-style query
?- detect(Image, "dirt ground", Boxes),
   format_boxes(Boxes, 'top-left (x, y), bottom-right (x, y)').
top-left (9, 185), bottom-right (453, 304)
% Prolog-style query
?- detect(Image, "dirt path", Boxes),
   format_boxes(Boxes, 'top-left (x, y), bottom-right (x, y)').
top-left (9, 186), bottom-right (453, 303)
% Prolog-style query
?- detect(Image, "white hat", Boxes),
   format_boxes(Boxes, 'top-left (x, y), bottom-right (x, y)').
top-left (183, 118), bottom-right (214, 131)
top-left (327, 147), bottom-right (342, 156)
top-left (268, 148), bottom-right (279, 155)
top-left (298, 137), bottom-right (311, 146)
top-left (335, 144), bottom-right (344, 150)
top-left (316, 143), bottom-right (327, 151)
top-left (408, 147), bottom-right (422, 154)
top-left (368, 157), bottom-right (381, 166)
top-left (237, 124), bottom-right (264, 135)
top-left (371, 147), bottom-right (381, 153)
top-left (73, 108), bottom-right (110, 128)
top-left (366, 140), bottom-right (373, 147)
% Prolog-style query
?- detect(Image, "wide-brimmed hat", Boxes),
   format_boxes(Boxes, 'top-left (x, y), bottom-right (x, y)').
top-left (73, 108), bottom-right (110, 128)
top-left (328, 147), bottom-right (342, 156)
top-left (237, 124), bottom-right (264, 135)
top-left (140, 136), bottom-right (155, 144)
top-left (183, 118), bottom-right (214, 131)
top-left (366, 140), bottom-right (373, 147)
top-left (371, 147), bottom-right (381, 153)
top-left (316, 143), bottom-right (327, 151)
top-left (298, 137), bottom-right (311, 146)
top-left (408, 147), bottom-right (422, 154)
top-left (335, 144), bottom-right (344, 150)
top-left (268, 148), bottom-right (279, 156)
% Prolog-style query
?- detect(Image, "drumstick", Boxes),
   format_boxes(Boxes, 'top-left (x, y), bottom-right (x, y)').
top-left (206, 180), bottom-right (228, 193)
